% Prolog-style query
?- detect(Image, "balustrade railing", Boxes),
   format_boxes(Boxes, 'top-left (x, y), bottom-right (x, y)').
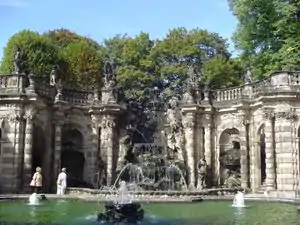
top-left (1, 70), bottom-right (300, 105)
top-left (211, 71), bottom-right (300, 103)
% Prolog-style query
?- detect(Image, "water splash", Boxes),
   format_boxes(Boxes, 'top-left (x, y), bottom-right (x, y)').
top-left (28, 193), bottom-right (40, 205)
top-left (232, 191), bottom-right (245, 208)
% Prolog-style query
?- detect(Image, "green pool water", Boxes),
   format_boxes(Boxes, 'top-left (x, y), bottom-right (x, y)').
top-left (0, 199), bottom-right (298, 225)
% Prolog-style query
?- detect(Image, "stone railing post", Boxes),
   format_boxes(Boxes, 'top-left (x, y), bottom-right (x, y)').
top-left (264, 109), bottom-right (276, 190)
top-left (22, 107), bottom-right (36, 190)
top-left (182, 111), bottom-right (196, 189)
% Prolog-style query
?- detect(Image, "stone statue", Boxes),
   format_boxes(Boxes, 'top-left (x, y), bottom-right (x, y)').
top-left (197, 158), bottom-right (207, 190)
top-left (50, 65), bottom-right (57, 86)
top-left (244, 67), bottom-right (253, 84)
top-left (12, 47), bottom-right (22, 73)
top-left (103, 61), bottom-right (116, 88)
top-left (182, 84), bottom-right (194, 104)
top-left (224, 171), bottom-right (241, 188)
top-left (182, 64), bottom-right (201, 104)
top-left (165, 96), bottom-right (184, 161)
top-left (117, 134), bottom-right (131, 171)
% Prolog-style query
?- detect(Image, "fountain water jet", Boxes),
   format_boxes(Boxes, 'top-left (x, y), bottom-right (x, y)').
top-left (28, 193), bottom-right (40, 205)
top-left (232, 191), bottom-right (245, 208)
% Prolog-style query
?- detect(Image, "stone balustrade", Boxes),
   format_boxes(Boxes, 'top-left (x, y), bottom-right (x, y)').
top-left (211, 71), bottom-right (300, 103)
top-left (1, 71), bottom-right (300, 106)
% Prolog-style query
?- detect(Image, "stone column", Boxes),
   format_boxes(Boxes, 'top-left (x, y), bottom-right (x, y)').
top-left (182, 112), bottom-right (196, 189)
top-left (264, 109), bottom-right (276, 190)
top-left (23, 111), bottom-right (35, 189)
top-left (53, 121), bottom-right (63, 181)
top-left (101, 115), bottom-right (116, 186)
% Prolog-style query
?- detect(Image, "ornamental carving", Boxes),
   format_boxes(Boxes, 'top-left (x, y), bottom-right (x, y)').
top-left (25, 106), bottom-right (37, 120)
top-left (90, 114), bottom-right (99, 129)
top-left (182, 112), bottom-right (195, 128)
top-left (101, 115), bottom-right (116, 129)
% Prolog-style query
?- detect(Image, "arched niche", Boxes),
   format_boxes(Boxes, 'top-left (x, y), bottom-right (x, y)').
top-left (61, 124), bottom-right (86, 187)
top-left (219, 128), bottom-right (241, 186)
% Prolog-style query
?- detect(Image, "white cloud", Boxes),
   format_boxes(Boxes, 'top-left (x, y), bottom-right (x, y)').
top-left (0, 0), bottom-right (28, 8)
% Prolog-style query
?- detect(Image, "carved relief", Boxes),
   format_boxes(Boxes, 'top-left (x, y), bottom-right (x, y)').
top-left (182, 112), bottom-right (195, 129)
top-left (101, 115), bottom-right (116, 129)
top-left (24, 106), bottom-right (37, 120)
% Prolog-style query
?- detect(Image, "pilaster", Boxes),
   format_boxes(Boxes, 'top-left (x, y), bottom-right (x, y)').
top-left (22, 107), bottom-right (36, 190)
top-left (100, 114), bottom-right (116, 186)
top-left (53, 120), bottom-right (63, 183)
top-left (182, 106), bottom-right (197, 189)
top-left (90, 113), bottom-right (100, 186)
top-left (238, 111), bottom-right (250, 189)
top-left (263, 109), bottom-right (276, 190)
top-left (274, 110), bottom-right (297, 192)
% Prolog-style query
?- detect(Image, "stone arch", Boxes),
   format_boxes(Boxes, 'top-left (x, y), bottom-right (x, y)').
top-left (61, 123), bottom-right (89, 187)
top-left (218, 128), bottom-right (241, 186)
top-left (256, 124), bottom-right (266, 187)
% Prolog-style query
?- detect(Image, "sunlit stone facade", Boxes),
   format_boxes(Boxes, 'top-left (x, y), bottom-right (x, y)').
top-left (0, 70), bottom-right (300, 198)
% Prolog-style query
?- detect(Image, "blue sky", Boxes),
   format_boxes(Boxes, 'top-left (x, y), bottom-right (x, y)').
top-left (0, 0), bottom-right (237, 59)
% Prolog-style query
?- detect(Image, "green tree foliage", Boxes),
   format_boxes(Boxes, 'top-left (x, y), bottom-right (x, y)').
top-left (150, 27), bottom-right (240, 90)
top-left (103, 28), bottom-right (243, 97)
top-left (229, 0), bottom-right (300, 78)
top-left (0, 29), bottom-right (103, 86)
top-left (59, 40), bottom-right (103, 86)
top-left (0, 30), bottom-right (59, 76)
top-left (103, 33), bottom-right (157, 96)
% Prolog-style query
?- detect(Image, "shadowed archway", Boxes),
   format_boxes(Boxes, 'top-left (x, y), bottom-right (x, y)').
top-left (32, 124), bottom-right (46, 175)
top-left (61, 125), bottom-right (86, 187)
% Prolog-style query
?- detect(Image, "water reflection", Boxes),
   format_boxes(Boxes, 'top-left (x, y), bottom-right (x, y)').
top-left (29, 205), bottom-right (37, 219)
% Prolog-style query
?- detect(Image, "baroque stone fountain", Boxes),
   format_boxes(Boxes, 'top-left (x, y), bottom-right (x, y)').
top-left (114, 86), bottom-right (189, 192)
